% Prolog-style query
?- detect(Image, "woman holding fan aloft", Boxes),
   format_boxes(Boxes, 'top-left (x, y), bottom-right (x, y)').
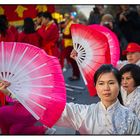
top-left (55, 64), bottom-right (140, 134)
top-left (1, 64), bottom-right (140, 134)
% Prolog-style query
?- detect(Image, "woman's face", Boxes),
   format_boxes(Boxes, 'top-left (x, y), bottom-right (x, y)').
top-left (126, 52), bottom-right (140, 64)
top-left (41, 17), bottom-right (49, 26)
top-left (121, 72), bottom-right (136, 94)
top-left (96, 72), bottom-right (119, 104)
top-left (36, 17), bottom-right (42, 25)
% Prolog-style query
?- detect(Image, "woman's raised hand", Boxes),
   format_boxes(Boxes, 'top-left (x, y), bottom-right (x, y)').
top-left (70, 49), bottom-right (78, 60)
top-left (0, 80), bottom-right (11, 96)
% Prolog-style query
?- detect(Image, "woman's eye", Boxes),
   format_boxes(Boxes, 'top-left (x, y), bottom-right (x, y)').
top-left (126, 77), bottom-right (131, 80)
top-left (98, 83), bottom-right (104, 85)
top-left (109, 82), bottom-right (114, 85)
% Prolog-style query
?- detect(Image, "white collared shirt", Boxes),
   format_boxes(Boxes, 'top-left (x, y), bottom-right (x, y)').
top-left (136, 60), bottom-right (140, 66)
top-left (121, 86), bottom-right (140, 120)
top-left (56, 99), bottom-right (140, 134)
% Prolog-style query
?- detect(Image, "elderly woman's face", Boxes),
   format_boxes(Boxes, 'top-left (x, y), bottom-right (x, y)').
top-left (95, 72), bottom-right (119, 103)
top-left (127, 52), bottom-right (140, 64)
top-left (121, 72), bottom-right (136, 94)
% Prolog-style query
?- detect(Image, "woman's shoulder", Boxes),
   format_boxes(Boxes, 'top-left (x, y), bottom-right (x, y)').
top-left (118, 103), bottom-right (138, 120)
top-left (114, 104), bottom-right (140, 134)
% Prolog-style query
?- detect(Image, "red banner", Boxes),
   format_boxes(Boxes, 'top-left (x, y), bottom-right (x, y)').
top-left (0, 5), bottom-right (55, 26)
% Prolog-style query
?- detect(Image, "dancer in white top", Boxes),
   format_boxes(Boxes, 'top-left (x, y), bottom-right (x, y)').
top-left (55, 64), bottom-right (140, 134)
top-left (120, 64), bottom-right (140, 120)
top-left (117, 42), bottom-right (140, 69)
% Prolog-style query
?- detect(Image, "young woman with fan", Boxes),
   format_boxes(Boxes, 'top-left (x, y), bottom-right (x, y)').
top-left (120, 64), bottom-right (140, 120)
top-left (0, 80), bottom-right (53, 134)
top-left (55, 64), bottom-right (140, 134)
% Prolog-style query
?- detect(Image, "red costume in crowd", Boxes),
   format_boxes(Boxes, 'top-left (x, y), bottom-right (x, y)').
top-left (18, 32), bottom-right (41, 48)
top-left (0, 28), bottom-right (16, 106)
top-left (9, 25), bottom-right (18, 41)
top-left (0, 29), bottom-right (16, 42)
top-left (60, 19), bottom-right (80, 80)
top-left (0, 91), bottom-right (6, 106)
top-left (37, 21), bottom-right (60, 58)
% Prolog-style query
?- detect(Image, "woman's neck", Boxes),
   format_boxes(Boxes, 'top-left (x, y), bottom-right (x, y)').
top-left (101, 98), bottom-right (117, 109)
top-left (127, 87), bottom-right (136, 95)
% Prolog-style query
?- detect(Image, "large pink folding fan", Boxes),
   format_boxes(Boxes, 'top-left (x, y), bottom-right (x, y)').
top-left (89, 24), bottom-right (120, 66)
top-left (0, 42), bottom-right (66, 128)
top-left (71, 24), bottom-right (111, 96)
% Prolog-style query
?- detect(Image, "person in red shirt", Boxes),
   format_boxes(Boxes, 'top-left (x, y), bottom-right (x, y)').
top-left (0, 15), bottom-right (17, 106)
top-left (35, 12), bottom-right (44, 30)
top-left (37, 12), bottom-right (60, 58)
top-left (60, 14), bottom-right (80, 81)
top-left (0, 15), bottom-right (16, 42)
top-left (0, 14), bottom-right (18, 41)
top-left (18, 17), bottom-right (41, 48)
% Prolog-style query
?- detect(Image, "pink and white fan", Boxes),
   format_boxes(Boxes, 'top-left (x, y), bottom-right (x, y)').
top-left (89, 24), bottom-right (120, 66)
top-left (0, 42), bottom-right (66, 128)
top-left (71, 24), bottom-right (111, 96)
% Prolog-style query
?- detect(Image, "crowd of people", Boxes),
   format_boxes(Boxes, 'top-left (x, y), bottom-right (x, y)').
top-left (0, 4), bottom-right (140, 135)
top-left (88, 5), bottom-right (140, 60)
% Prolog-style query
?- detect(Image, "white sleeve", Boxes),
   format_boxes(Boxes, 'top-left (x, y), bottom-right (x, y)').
top-left (55, 103), bottom-right (90, 130)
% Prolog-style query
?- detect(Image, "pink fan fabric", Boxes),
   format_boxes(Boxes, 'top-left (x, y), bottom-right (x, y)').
top-left (0, 42), bottom-right (66, 127)
top-left (89, 24), bottom-right (120, 66)
top-left (71, 24), bottom-right (111, 96)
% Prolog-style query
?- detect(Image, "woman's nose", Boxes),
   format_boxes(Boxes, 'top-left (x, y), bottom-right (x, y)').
top-left (122, 79), bottom-right (127, 85)
top-left (104, 84), bottom-right (110, 90)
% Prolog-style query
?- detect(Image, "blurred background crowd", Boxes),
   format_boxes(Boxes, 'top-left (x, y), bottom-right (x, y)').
top-left (1, 5), bottom-right (140, 79)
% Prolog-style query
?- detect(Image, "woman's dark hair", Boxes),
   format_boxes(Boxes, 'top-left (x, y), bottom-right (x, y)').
top-left (0, 15), bottom-right (8, 36)
top-left (94, 7), bottom-right (100, 14)
top-left (37, 12), bottom-right (44, 18)
top-left (94, 64), bottom-right (123, 105)
top-left (23, 17), bottom-right (36, 34)
top-left (0, 14), bottom-right (8, 26)
top-left (120, 64), bottom-right (140, 87)
top-left (94, 64), bottom-right (121, 86)
top-left (42, 12), bottom-right (52, 20)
